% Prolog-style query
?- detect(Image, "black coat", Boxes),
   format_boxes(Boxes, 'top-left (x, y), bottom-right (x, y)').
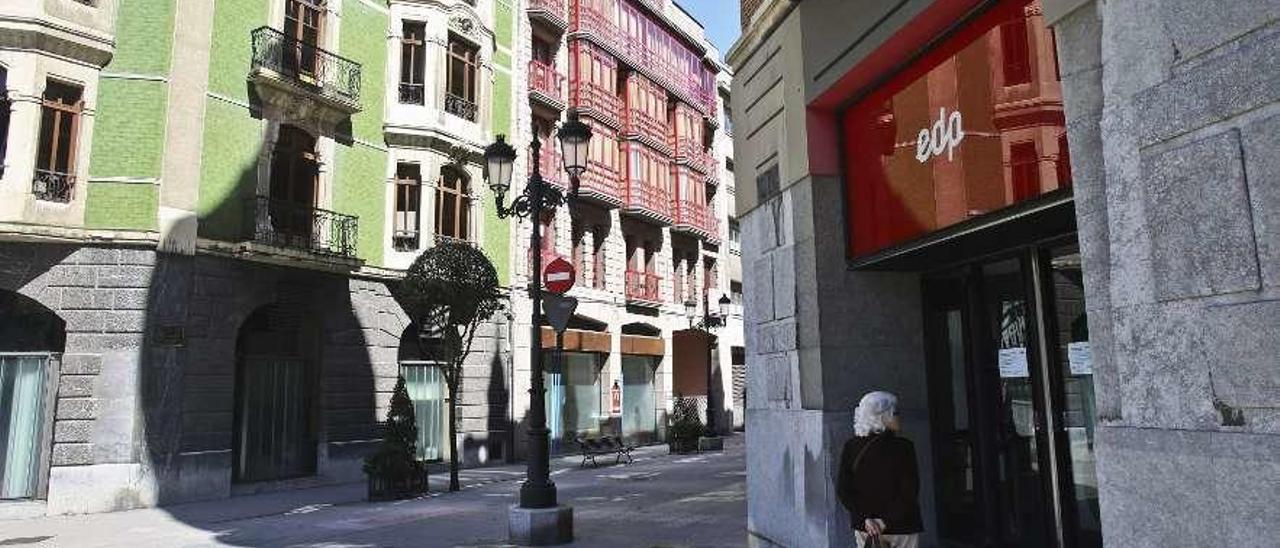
top-left (836, 432), bottom-right (924, 534)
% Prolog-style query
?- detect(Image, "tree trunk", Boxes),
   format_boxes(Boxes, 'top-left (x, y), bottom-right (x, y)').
top-left (448, 383), bottom-right (460, 491)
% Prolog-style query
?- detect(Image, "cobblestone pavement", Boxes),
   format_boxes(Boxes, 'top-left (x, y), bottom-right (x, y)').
top-left (0, 436), bottom-right (746, 548)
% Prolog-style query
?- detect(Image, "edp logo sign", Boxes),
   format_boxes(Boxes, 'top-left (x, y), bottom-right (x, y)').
top-left (915, 107), bottom-right (965, 163)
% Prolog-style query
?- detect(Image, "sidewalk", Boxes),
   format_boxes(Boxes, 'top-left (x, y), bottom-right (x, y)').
top-left (0, 436), bottom-right (747, 547)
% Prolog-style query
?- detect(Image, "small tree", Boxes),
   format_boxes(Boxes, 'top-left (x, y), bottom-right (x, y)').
top-left (668, 392), bottom-right (705, 453)
top-left (396, 240), bottom-right (502, 491)
top-left (363, 376), bottom-right (425, 499)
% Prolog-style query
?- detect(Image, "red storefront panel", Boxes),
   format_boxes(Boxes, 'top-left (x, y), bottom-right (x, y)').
top-left (843, 0), bottom-right (1070, 258)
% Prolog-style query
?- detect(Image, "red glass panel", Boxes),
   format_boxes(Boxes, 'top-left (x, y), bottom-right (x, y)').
top-left (842, 0), bottom-right (1068, 258)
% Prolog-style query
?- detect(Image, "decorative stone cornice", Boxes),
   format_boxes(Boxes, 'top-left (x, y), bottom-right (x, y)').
top-left (0, 15), bottom-right (115, 68)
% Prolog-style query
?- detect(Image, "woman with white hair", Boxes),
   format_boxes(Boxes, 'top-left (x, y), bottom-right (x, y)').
top-left (837, 391), bottom-right (923, 548)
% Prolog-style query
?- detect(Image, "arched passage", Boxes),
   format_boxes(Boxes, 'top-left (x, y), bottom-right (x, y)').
top-left (232, 302), bottom-right (319, 483)
top-left (0, 289), bottom-right (65, 499)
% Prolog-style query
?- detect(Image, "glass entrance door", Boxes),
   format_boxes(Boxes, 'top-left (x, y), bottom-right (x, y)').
top-left (923, 242), bottom-right (1100, 548)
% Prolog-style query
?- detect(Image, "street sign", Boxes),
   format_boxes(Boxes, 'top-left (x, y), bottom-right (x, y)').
top-left (543, 256), bottom-right (576, 294)
top-left (543, 293), bottom-right (578, 334)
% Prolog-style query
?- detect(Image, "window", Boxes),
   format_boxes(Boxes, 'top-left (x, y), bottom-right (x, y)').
top-left (755, 164), bottom-right (779, 203)
top-left (399, 22), bottom-right (426, 104)
top-left (435, 165), bottom-right (470, 241)
top-left (393, 163), bottom-right (421, 251)
top-left (34, 81), bottom-right (83, 203)
top-left (284, 0), bottom-right (325, 76)
top-left (0, 67), bottom-right (9, 177)
top-left (1001, 16), bottom-right (1031, 85)
top-left (722, 100), bottom-right (733, 135)
top-left (1009, 141), bottom-right (1040, 202)
top-left (445, 35), bottom-right (479, 121)
top-left (703, 257), bottom-right (717, 293)
top-left (730, 280), bottom-right (743, 305)
top-left (728, 218), bottom-right (740, 245)
top-left (400, 363), bottom-right (446, 461)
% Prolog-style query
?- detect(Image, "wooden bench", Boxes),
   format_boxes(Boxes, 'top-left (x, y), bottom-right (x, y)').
top-left (573, 435), bottom-right (635, 467)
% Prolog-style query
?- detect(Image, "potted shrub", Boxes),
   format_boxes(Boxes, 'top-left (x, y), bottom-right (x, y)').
top-left (667, 393), bottom-right (704, 454)
top-left (365, 376), bottom-right (428, 501)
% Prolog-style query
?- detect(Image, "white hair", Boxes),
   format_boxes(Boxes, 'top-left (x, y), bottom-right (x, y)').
top-left (854, 391), bottom-right (898, 437)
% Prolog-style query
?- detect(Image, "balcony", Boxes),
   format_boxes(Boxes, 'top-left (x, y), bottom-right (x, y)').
top-left (624, 109), bottom-right (668, 151)
top-left (528, 60), bottom-right (566, 110)
top-left (572, 82), bottom-right (622, 128)
top-left (576, 162), bottom-right (623, 207)
top-left (32, 169), bottom-right (75, 203)
top-left (244, 196), bottom-right (359, 258)
top-left (671, 199), bottom-right (715, 241)
top-left (623, 178), bottom-right (672, 224)
top-left (625, 270), bottom-right (662, 306)
top-left (571, 4), bottom-right (621, 46)
top-left (530, 146), bottom-right (565, 190)
top-left (249, 27), bottom-right (362, 127)
top-left (445, 93), bottom-right (478, 122)
top-left (528, 0), bottom-right (568, 30)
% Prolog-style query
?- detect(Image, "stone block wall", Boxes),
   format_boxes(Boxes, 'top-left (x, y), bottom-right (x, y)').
top-left (1048, 0), bottom-right (1280, 545)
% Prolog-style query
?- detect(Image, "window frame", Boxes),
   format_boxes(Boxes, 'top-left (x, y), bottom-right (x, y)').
top-left (446, 34), bottom-right (480, 104)
top-left (399, 21), bottom-right (426, 105)
top-left (434, 165), bottom-right (472, 242)
top-left (34, 80), bottom-right (84, 202)
top-left (393, 163), bottom-right (422, 251)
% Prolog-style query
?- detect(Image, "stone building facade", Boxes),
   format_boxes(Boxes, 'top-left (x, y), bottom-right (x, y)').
top-left (729, 0), bottom-right (1280, 546)
top-left (504, 0), bottom-right (744, 457)
top-left (0, 0), bottom-right (515, 517)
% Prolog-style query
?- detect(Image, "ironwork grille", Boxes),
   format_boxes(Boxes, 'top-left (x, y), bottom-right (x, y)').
top-left (250, 26), bottom-right (362, 103)
top-left (246, 196), bottom-right (359, 257)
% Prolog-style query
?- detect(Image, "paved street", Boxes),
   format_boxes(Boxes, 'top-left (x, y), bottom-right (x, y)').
top-left (0, 436), bottom-right (746, 548)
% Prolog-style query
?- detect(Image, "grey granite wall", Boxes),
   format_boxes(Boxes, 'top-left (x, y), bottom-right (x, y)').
top-left (0, 242), bottom-right (511, 515)
top-left (1049, 1), bottom-right (1280, 545)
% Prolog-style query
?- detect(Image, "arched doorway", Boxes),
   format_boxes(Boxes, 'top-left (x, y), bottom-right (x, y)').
top-left (232, 302), bottom-right (318, 483)
top-left (0, 290), bottom-right (64, 500)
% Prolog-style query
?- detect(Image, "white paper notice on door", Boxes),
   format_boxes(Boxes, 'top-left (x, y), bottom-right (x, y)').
top-left (1068, 341), bottom-right (1093, 376)
top-left (998, 347), bottom-right (1029, 378)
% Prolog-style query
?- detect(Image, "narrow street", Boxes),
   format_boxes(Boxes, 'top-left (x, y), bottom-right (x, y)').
top-left (0, 437), bottom-right (746, 548)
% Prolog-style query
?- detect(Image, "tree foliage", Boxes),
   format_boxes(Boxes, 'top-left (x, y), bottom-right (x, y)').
top-left (394, 240), bottom-right (503, 491)
top-left (669, 392), bottom-right (705, 446)
top-left (363, 376), bottom-right (425, 498)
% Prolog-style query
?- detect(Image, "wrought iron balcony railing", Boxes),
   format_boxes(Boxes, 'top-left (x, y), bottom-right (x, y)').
top-left (251, 26), bottom-right (362, 103)
top-left (246, 196), bottom-right (359, 258)
top-left (625, 270), bottom-right (662, 304)
top-left (33, 169), bottom-right (74, 203)
top-left (399, 83), bottom-right (424, 105)
top-left (445, 93), bottom-right (478, 121)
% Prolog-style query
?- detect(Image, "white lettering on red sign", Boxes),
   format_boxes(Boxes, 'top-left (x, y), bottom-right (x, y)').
top-left (546, 272), bottom-right (571, 282)
top-left (915, 107), bottom-right (965, 163)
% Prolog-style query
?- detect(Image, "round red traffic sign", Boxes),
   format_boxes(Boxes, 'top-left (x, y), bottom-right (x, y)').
top-left (543, 257), bottom-right (576, 294)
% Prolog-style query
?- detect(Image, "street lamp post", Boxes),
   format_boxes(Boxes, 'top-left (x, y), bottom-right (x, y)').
top-left (684, 293), bottom-right (732, 447)
top-left (485, 116), bottom-right (592, 545)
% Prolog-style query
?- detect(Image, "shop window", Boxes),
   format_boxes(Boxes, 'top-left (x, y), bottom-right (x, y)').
top-left (393, 163), bottom-right (421, 251)
top-left (1001, 16), bottom-right (1031, 85)
top-left (284, 0), bottom-right (325, 76)
top-left (35, 80), bottom-right (83, 203)
top-left (399, 21), bottom-right (426, 104)
top-left (445, 35), bottom-right (479, 121)
top-left (435, 165), bottom-right (470, 242)
top-left (1009, 141), bottom-right (1040, 202)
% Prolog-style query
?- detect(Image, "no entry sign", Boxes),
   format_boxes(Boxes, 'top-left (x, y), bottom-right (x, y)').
top-left (543, 257), bottom-right (576, 294)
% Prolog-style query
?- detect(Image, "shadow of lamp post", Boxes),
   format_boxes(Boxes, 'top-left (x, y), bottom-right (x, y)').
top-left (484, 115), bottom-right (592, 546)
top-left (684, 293), bottom-right (731, 451)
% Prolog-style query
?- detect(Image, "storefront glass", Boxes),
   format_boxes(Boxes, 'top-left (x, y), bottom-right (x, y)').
top-left (621, 355), bottom-right (658, 442)
top-left (401, 363), bottom-right (446, 461)
top-left (843, 0), bottom-right (1070, 258)
top-left (546, 351), bottom-right (603, 448)
top-left (0, 355), bottom-right (47, 499)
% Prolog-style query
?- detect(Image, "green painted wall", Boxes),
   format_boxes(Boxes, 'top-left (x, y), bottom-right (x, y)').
top-left (333, 0), bottom-right (388, 266)
top-left (85, 0), bottom-right (174, 230)
top-left (207, 0), bottom-right (267, 101)
top-left (197, 100), bottom-right (263, 242)
top-left (85, 183), bottom-right (159, 230)
top-left (488, 0), bottom-right (515, 285)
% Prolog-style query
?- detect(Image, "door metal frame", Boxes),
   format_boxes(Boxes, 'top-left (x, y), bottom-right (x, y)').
top-left (921, 237), bottom-right (1086, 548)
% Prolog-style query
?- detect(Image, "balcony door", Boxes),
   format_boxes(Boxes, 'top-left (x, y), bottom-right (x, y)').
top-left (283, 0), bottom-right (325, 77)
top-left (922, 240), bottom-right (1101, 547)
top-left (269, 125), bottom-right (318, 249)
